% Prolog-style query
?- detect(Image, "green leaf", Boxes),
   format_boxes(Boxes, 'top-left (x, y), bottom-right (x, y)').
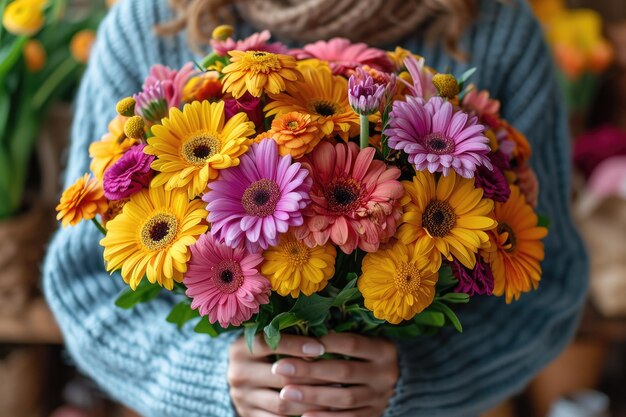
top-left (412, 310), bottom-right (446, 327)
top-left (0, 36), bottom-right (27, 81)
top-left (332, 287), bottom-right (361, 307)
top-left (430, 301), bottom-right (463, 333)
top-left (332, 320), bottom-right (357, 333)
top-left (308, 324), bottom-right (329, 338)
top-left (345, 272), bottom-right (358, 283)
top-left (114, 279), bottom-right (163, 309)
top-left (290, 294), bottom-right (333, 327)
top-left (166, 301), bottom-right (200, 329)
top-left (437, 292), bottom-right (470, 304)
top-left (263, 312), bottom-right (301, 350)
top-left (538, 214), bottom-right (551, 229)
top-left (244, 322), bottom-right (258, 353)
top-left (381, 323), bottom-right (424, 338)
top-left (457, 67), bottom-right (477, 84)
top-left (194, 317), bottom-right (219, 337)
top-left (436, 264), bottom-right (458, 292)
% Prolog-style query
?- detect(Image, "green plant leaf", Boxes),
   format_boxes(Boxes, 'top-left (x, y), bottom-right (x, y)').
top-left (381, 323), bottom-right (424, 338)
top-left (436, 292), bottom-right (470, 304)
top-left (194, 317), bottom-right (219, 337)
top-left (244, 322), bottom-right (258, 353)
top-left (436, 264), bottom-right (458, 292)
top-left (538, 214), bottom-right (551, 229)
top-left (457, 67), bottom-right (477, 84)
top-left (263, 312), bottom-right (301, 350)
top-left (333, 287), bottom-right (361, 307)
top-left (114, 280), bottom-right (162, 309)
top-left (290, 294), bottom-right (333, 327)
top-left (430, 301), bottom-right (463, 332)
top-left (412, 310), bottom-right (446, 327)
top-left (166, 301), bottom-right (199, 329)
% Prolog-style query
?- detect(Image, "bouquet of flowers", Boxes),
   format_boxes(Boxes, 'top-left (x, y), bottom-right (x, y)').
top-left (56, 26), bottom-right (548, 349)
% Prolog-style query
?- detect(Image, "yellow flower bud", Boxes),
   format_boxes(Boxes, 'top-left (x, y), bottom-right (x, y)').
top-left (432, 73), bottom-right (460, 99)
top-left (2, 0), bottom-right (45, 36)
top-left (23, 39), bottom-right (46, 72)
top-left (70, 29), bottom-right (96, 64)
top-left (123, 116), bottom-right (145, 139)
top-left (212, 24), bottom-right (233, 41)
top-left (116, 97), bottom-right (136, 117)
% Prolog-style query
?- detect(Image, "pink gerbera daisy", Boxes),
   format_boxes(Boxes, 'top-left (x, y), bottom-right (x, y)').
top-left (462, 84), bottom-right (501, 129)
top-left (140, 63), bottom-right (196, 109)
top-left (385, 96), bottom-right (492, 178)
top-left (204, 139), bottom-right (312, 251)
top-left (211, 30), bottom-right (289, 56)
top-left (292, 38), bottom-right (394, 76)
top-left (402, 56), bottom-right (437, 99)
top-left (184, 233), bottom-right (270, 328)
top-left (294, 142), bottom-right (404, 254)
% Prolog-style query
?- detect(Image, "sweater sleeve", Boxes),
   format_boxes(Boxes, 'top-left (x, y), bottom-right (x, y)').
top-left (43, 1), bottom-right (239, 416)
top-left (384, 3), bottom-right (588, 417)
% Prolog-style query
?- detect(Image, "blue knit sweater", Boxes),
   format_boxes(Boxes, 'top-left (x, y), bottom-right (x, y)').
top-left (43, 0), bottom-right (588, 416)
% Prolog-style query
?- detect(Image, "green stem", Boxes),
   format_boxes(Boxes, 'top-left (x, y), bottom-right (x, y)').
top-left (91, 217), bottom-right (107, 235)
top-left (0, 36), bottom-right (28, 81)
top-left (359, 114), bottom-right (369, 149)
top-left (31, 56), bottom-right (77, 109)
top-left (0, 0), bottom-right (10, 43)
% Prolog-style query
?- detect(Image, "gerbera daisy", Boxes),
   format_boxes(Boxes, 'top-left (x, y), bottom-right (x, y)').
top-left (204, 139), bottom-right (312, 251)
top-left (462, 85), bottom-right (501, 129)
top-left (264, 62), bottom-right (360, 141)
top-left (358, 239), bottom-right (439, 324)
top-left (294, 141), bottom-right (404, 253)
top-left (88, 115), bottom-right (138, 180)
top-left (56, 174), bottom-right (107, 227)
top-left (221, 50), bottom-right (301, 99)
top-left (146, 100), bottom-right (255, 199)
top-left (183, 71), bottom-right (223, 103)
top-left (385, 96), bottom-right (492, 178)
top-left (184, 233), bottom-right (271, 328)
top-left (268, 111), bottom-right (320, 159)
top-left (483, 185), bottom-right (548, 303)
top-left (100, 186), bottom-right (208, 290)
top-left (292, 38), bottom-right (394, 76)
top-left (133, 81), bottom-right (170, 126)
top-left (142, 63), bottom-right (196, 108)
top-left (402, 56), bottom-right (437, 99)
top-left (397, 170), bottom-right (497, 270)
top-left (210, 29), bottom-right (289, 57)
top-left (261, 232), bottom-right (336, 297)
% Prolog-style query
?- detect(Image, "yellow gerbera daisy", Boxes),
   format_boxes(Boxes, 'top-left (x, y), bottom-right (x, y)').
top-left (484, 185), bottom-right (548, 303)
top-left (264, 60), bottom-right (360, 142)
top-left (261, 232), bottom-right (336, 297)
top-left (89, 115), bottom-right (138, 180)
top-left (221, 50), bottom-right (302, 99)
top-left (397, 170), bottom-right (497, 271)
top-left (146, 100), bottom-right (255, 199)
top-left (100, 186), bottom-right (208, 290)
top-left (358, 239), bottom-right (439, 324)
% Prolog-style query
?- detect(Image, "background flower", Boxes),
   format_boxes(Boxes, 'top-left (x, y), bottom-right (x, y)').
top-left (210, 30), bottom-right (288, 56)
top-left (56, 174), bottom-right (107, 227)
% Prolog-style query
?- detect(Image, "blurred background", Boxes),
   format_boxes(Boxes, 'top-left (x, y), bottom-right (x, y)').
top-left (0, 0), bottom-right (625, 416)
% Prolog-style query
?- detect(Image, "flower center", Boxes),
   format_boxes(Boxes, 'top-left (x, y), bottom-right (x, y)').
top-left (311, 100), bottom-right (340, 117)
top-left (422, 200), bottom-right (456, 237)
top-left (182, 134), bottom-right (221, 165)
top-left (241, 51), bottom-right (282, 73)
top-left (140, 213), bottom-right (178, 251)
top-left (241, 179), bottom-right (281, 217)
top-left (287, 120), bottom-right (300, 130)
top-left (281, 239), bottom-right (311, 267)
top-left (212, 260), bottom-right (244, 294)
top-left (394, 262), bottom-right (422, 294)
top-left (325, 178), bottom-right (362, 214)
top-left (497, 223), bottom-right (517, 252)
top-left (423, 132), bottom-right (455, 155)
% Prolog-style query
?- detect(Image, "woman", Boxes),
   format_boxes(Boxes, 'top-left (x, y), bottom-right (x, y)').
top-left (43, 0), bottom-right (588, 416)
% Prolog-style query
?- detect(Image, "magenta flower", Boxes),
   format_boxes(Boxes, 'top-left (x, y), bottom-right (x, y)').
top-left (210, 30), bottom-right (288, 56)
top-left (292, 38), bottom-right (394, 76)
top-left (204, 139), bottom-right (312, 251)
top-left (385, 96), bottom-right (492, 178)
top-left (224, 92), bottom-right (263, 128)
top-left (184, 233), bottom-right (270, 328)
top-left (474, 151), bottom-right (511, 202)
top-left (348, 67), bottom-right (387, 115)
top-left (102, 145), bottom-right (155, 200)
top-left (451, 258), bottom-right (494, 296)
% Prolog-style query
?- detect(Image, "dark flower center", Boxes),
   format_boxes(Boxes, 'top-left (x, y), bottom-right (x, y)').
top-left (182, 134), bottom-right (221, 165)
top-left (325, 178), bottom-right (362, 214)
top-left (140, 213), bottom-right (178, 250)
top-left (213, 261), bottom-right (244, 294)
top-left (497, 223), bottom-right (517, 252)
top-left (394, 262), bottom-right (422, 294)
top-left (312, 100), bottom-right (339, 117)
top-left (423, 132), bottom-right (455, 155)
top-left (241, 179), bottom-right (281, 217)
top-left (422, 200), bottom-right (456, 237)
top-left (220, 269), bottom-right (234, 283)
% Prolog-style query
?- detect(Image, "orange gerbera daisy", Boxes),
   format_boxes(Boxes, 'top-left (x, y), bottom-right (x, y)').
top-left (484, 185), bottom-right (548, 303)
top-left (264, 61), bottom-right (360, 142)
top-left (56, 174), bottom-right (108, 227)
top-left (221, 50), bottom-right (302, 99)
top-left (89, 115), bottom-right (138, 180)
top-left (183, 71), bottom-right (223, 103)
top-left (268, 112), bottom-right (320, 159)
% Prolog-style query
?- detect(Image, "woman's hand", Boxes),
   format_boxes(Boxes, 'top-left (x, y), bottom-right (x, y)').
top-left (229, 334), bottom-right (330, 417)
top-left (272, 333), bottom-right (399, 417)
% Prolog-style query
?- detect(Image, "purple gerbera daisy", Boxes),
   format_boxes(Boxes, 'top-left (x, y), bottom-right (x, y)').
top-left (204, 139), bottom-right (312, 251)
top-left (103, 144), bottom-right (155, 200)
top-left (451, 258), bottom-right (494, 297)
top-left (184, 233), bottom-right (270, 328)
top-left (385, 96), bottom-right (492, 178)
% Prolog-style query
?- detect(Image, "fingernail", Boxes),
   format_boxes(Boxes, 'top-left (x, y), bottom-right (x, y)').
top-left (280, 387), bottom-right (303, 402)
top-left (271, 362), bottom-right (295, 376)
top-left (302, 342), bottom-right (325, 356)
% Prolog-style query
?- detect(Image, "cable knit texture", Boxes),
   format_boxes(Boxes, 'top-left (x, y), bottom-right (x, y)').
top-left (43, 0), bottom-right (588, 416)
